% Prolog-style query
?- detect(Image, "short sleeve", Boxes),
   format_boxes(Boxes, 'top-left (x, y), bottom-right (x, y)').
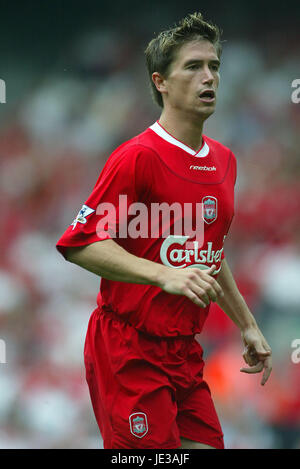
top-left (56, 146), bottom-right (144, 258)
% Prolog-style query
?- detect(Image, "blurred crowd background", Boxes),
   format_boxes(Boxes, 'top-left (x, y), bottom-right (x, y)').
top-left (0, 0), bottom-right (299, 449)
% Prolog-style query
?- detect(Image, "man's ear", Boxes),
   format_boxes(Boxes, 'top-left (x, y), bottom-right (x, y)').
top-left (152, 72), bottom-right (168, 96)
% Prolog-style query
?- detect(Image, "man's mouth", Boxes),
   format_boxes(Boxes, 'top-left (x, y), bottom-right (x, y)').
top-left (198, 89), bottom-right (215, 103)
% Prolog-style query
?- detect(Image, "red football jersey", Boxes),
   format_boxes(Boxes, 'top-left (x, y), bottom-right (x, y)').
top-left (56, 121), bottom-right (236, 336)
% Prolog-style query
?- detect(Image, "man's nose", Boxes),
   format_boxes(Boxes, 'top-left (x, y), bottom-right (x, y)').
top-left (202, 66), bottom-right (214, 84)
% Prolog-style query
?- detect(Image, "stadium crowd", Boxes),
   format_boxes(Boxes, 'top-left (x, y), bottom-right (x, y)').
top-left (0, 27), bottom-right (299, 448)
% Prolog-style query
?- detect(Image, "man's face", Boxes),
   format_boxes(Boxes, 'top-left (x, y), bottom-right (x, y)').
top-left (160, 39), bottom-right (220, 119)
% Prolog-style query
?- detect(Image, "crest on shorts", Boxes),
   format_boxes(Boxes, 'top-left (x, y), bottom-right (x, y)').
top-left (202, 196), bottom-right (218, 224)
top-left (129, 412), bottom-right (148, 438)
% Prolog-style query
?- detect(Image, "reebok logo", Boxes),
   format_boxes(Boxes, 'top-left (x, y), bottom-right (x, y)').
top-left (189, 165), bottom-right (216, 171)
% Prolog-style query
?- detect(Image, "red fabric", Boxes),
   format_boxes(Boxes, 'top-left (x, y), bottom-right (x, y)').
top-left (84, 306), bottom-right (224, 449)
top-left (57, 125), bottom-right (236, 337)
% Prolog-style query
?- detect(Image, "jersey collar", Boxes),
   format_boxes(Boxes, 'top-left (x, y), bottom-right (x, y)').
top-left (149, 121), bottom-right (210, 158)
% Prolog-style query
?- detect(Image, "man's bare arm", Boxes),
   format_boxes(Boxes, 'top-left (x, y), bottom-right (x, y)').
top-left (65, 240), bottom-right (224, 308)
top-left (216, 258), bottom-right (272, 385)
top-left (66, 240), bottom-right (166, 286)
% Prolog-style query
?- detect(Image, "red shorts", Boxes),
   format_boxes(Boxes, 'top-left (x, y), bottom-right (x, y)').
top-left (84, 306), bottom-right (224, 449)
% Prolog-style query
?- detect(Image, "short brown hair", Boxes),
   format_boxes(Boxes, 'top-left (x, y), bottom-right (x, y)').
top-left (145, 12), bottom-right (222, 108)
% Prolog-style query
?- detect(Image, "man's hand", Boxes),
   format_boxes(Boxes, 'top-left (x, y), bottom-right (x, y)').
top-left (159, 264), bottom-right (224, 308)
top-left (240, 326), bottom-right (272, 386)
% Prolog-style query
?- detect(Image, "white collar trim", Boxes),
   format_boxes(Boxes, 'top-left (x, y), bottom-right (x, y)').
top-left (149, 122), bottom-right (210, 158)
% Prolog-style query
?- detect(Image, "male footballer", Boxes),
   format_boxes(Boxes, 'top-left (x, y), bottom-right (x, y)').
top-left (56, 12), bottom-right (272, 449)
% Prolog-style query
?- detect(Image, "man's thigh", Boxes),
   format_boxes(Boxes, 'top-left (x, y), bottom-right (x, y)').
top-left (176, 380), bottom-right (224, 449)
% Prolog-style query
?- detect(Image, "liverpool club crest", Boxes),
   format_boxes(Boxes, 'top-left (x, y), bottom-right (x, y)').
top-left (129, 412), bottom-right (148, 438)
top-left (202, 196), bottom-right (218, 224)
